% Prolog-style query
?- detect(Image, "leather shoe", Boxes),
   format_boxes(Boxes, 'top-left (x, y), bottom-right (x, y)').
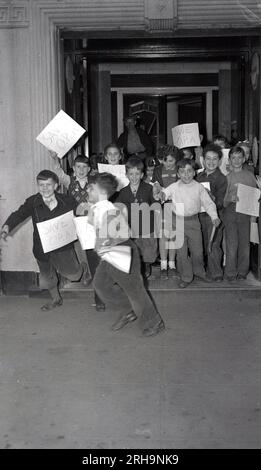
top-left (41, 298), bottom-right (63, 311)
top-left (111, 311), bottom-right (137, 331)
top-left (95, 303), bottom-right (106, 311)
top-left (142, 320), bottom-right (165, 337)
top-left (178, 280), bottom-right (191, 288)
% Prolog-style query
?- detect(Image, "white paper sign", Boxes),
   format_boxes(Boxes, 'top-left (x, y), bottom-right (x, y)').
top-left (74, 216), bottom-right (96, 250)
top-left (236, 184), bottom-right (260, 217)
top-left (36, 210), bottom-right (77, 253)
top-left (98, 163), bottom-right (129, 190)
top-left (219, 149), bottom-right (230, 176)
top-left (250, 222), bottom-right (259, 244)
top-left (99, 245), bottom-right (132, 273)
top-left (172, 123), bottom-right (201, 149)
top-left (36, 110), bottom-right (86, 159)
top-left (200, 182), bottom-right (211, 213)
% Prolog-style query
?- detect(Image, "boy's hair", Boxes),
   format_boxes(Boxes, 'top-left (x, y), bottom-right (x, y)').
top-left (157, 144), bottom-right (179, 160)
top-left (91, 172), bottom-right (118, 198)
top-left (73, 155), bottom-right (89, 165)
top-left (229, 145), bottom-right (245, 159)
top-left (203, 143), bottom-right (223, 160)
top-left (178, 147), bottom-right (195, 159)
top-left (145, 157), bottom-right (156, 168)
top-left (125, 157), bottom-right (144, 172)
top-left (36, 170), bottom-right (59, 184)
top-left (104, 142), bottom-right (122, 157)
top-left (176, 158), bottom-right (196, 171)
top-left (213, 134), bottom-right (229, 146)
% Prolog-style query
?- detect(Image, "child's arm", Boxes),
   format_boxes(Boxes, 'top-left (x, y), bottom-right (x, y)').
top-left (200, 186), bottom-right (220, 227)
top-left (1, 197), bottom-right (34, 236)
top-left (49, 151), bottom-right (70, 188)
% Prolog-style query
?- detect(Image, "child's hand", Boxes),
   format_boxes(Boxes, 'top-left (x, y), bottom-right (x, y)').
top-left (153, 182), bottom-right (162, 198)
top-left (212, 218), bottom-right (221, 228)
top-left (0, 225), bottom-right (9, 240)
top-left (49, 150), bottom-right (59, 162)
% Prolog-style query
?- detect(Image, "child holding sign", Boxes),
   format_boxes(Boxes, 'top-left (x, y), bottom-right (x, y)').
top-left (154, 159), bottom-right (220, 288)
top-left (0, 170), bottom-right (87, 310)
top-left (196, 144), bottom-right (227, 281)
top-left (50, 151), bottom-right (90, 216)
top-left (87, 172), bottom-right (165, 337)
top-left (116, 157), bottom-right (158, 280)
top-left (152, 145), bottom-right (179, 279)
top-left (223, 146), bottom-right (257, 281)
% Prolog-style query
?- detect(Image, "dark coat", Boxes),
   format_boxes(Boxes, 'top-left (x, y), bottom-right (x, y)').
top-left (196, 168), bottom-right (227, 212)
top-left (116, 181), bottom-right (157, 236)
top-left (4, 192), bottom-right (77, 261)
top-left (117, 128), bottom-right (154, 158)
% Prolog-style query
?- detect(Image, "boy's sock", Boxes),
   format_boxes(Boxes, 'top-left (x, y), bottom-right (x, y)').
top-left (160, 260), bottom-right (167, 271)
top-left (168, 261), bottom-right (176, 270)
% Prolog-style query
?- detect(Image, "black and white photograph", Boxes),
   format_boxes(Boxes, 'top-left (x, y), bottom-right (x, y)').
top-left (0, 0), bottom-right (261, 457)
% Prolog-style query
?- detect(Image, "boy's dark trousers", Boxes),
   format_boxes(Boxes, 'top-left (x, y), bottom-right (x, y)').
top-left (93, 242), bottom-right (162, 330)
top-left (37, 248), bottom-right (82, 289)
top-left (86, 249), bottom-right (104, 306)
top-left (223, 203), bottom-right (251, 279)
top-left (176, 215), bottom-right (206, 283)
top-left (199, 212), bottom-right (223, 279)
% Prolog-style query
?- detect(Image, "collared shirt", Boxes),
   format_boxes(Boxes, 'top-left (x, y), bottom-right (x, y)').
top-left (163, 179), bottom-right (218, 220)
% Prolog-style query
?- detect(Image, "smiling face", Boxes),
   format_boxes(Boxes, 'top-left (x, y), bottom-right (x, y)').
top-left (126, 167), bottom-right (143, 186)
top-left (178, 164), bottom-right (195, 184)
top-left (37, 178), bottom-right (58, 199)
top-left (229, 151), bottom-right (245, 170)
top-left (204, 151), bottom-right (220, 174)
top-left (73, 162), bottom-right (89, 180)
top-left (163, 155), bottom-right (176, 171)
top-left (105, 146), bottom-right (121, 165)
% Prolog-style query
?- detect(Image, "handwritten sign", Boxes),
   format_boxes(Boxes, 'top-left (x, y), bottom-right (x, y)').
top-left (250, 222), bottom-right (259, 244)
top-left (236, 184), bottom-right (260, 217)
top-left (172, 123), bottom-right (200, 149)
top-left (36, 211), bottom-right (77, 253)
top-left (36, 110), bottom-right (86, 159)
top-left (98, 163), bottom-right (129, 190)
top-left (200, 182), bottom-right (211, 213)
top-left (219, 149), bottom-right (230, 176)
top-left (73, 216), bottom-right (96, 250)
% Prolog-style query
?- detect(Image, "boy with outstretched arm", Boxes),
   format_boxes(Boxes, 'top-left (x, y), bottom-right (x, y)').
top-left (87, 172), bottom-right (165, 337)
top-left (0, 170), bottom-right (87, 310)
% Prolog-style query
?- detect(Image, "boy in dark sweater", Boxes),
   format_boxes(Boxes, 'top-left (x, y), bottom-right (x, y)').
top-left (116, 157), bottom-right (158, 279)
top-left (0, 170), bottom-right (86, 310)
top-left (196, 144), bottom-right (227, 281)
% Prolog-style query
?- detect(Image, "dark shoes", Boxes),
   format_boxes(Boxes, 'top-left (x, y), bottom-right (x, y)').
top-left (142, 320), bottom-right (165, 337)
top-left (95, 303), bottom-right (106, 312)
top-left (178, 280), bottom-right (191, 288)
top-left (237, 275), bottom-right (247, 281)
top-left (143, 263), bottom-right (152, 279)
top-left (81, 262), bottom-right (92, 286)
top-left (111, 311), bottom-right (137, 331)
top-left (160, 269), bottom-right (169, 280)
top-left (41, 298), bottom-right (63, 311)
top-left (194, 274), bottom-right (212, 283)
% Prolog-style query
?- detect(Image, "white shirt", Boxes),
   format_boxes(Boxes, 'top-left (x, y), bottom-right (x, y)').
top-left (163, 179), bottom-right (218, 221)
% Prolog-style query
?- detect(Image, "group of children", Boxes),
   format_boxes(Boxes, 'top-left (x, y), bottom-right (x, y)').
top-left (1, 134), bottom-right (260, 337)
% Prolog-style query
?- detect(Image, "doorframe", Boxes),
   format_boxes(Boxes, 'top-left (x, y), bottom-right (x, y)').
top-left (112, 86), bottom-right (216, 139)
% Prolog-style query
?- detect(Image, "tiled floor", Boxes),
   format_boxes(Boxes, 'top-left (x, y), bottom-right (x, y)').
top-left (0, 289), bottom-right (261, 449)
